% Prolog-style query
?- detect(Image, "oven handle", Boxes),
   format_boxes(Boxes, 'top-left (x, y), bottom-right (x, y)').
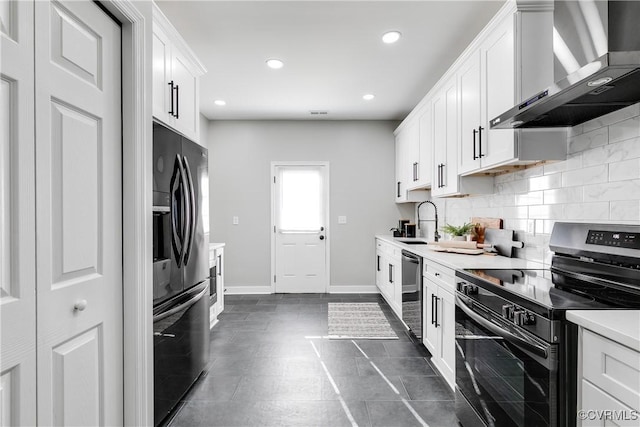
top-left (456, 295), bottom-right (548, 359)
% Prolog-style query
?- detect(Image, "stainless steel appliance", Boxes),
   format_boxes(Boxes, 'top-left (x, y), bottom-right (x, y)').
top-left (401, 250), bottom-right (422, 340)
top-left (454, 222), bottom-right (640, 427)
top-left (152, 122), bottom-right (210, 426)
top-left (491, 0), bottom-right (640, 129)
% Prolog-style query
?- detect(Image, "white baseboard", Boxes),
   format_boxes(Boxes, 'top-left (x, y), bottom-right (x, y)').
top-left (328, 285), bottom-right (379, 294)
top-left (224, 285), bottom-right (380, 295)
top-left (224, 285), bottom-right (272, 295)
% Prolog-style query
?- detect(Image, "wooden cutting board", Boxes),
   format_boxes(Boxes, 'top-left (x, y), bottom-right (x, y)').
top-left (471, 217), bottom-right (503, 244)
top-left (484, 228), bottom-right (524, 258)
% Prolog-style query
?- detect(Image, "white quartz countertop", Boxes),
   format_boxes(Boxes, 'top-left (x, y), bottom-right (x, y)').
top-left (375, 235), bottom-right (545, 270)
top-left (566, 310), bottom-right (640, 352)
top-left (209, 242), bottom-right (225, 251)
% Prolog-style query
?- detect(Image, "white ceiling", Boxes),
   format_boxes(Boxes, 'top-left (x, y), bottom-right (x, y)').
top-left (156, 0), bottom-right (505, 121)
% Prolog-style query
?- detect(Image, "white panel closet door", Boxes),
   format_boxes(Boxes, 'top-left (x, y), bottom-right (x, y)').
top-left (0, 1), bottom-right (37, 425)
top-left (34, 1), bottom-right (123, 425)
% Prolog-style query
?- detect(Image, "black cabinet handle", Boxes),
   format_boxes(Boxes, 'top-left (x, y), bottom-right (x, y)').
top-left (415, 162), bottom-right (419, 181)
top-left (434, 295), bottom-right (440, 328)
top-left (431, 294), bottom-right (436, 325)
top-left (218, 254), bottom-right (222, 276)
top-left (478, 126), bottom-right (484, 157)
top-left (175, 84), bottom-right (180, 119)
top-left (440, 164), bottom-right (445, 188)
top-left (377, 255), bottom-right (381, 272)
top-left (389, 264), bottom-right (393, 283)
top-left (436, 165), bottom-right (440, 188)
top-left (397, 181), bottom-right (401, 198)
top-left (473, 129), bottom-right (478, 160)
top-left (168, 80), bottom-right (175, 116)
top-left (412, 163), bottom-right (417, 181)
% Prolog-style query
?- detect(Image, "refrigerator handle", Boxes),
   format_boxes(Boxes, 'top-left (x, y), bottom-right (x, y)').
top-left (176, 155), bottom-right (190, 267)
top-left (169, 155), bottom-right (184, 266)
top-left (182, 156), bottom-right (196, 265)
top-left (152, 282), bottom-right (208, 323)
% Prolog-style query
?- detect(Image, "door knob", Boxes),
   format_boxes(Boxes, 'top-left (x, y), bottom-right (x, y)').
top-left (319, 235), bottom-right (325, 240)
top-left (74, 299), bottom-right (88, 312)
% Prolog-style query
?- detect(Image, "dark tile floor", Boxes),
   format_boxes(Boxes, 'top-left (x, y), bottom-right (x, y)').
top-left (167, 293), bottom-right (459, 427)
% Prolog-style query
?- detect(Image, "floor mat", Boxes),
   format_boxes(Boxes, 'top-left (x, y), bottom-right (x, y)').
top-left (327, 302), bottom-right (398, 339)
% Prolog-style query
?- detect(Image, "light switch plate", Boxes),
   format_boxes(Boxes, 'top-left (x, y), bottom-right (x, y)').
top-left (338, 216), bottom-right (347, 224)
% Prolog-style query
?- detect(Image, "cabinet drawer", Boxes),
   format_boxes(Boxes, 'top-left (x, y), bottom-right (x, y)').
top-left (580, 379), bottom-right (639, 427)
top-left (582, 329), bottom-right (640, 411)
top-left (423, 262), bottom-right (454, 292)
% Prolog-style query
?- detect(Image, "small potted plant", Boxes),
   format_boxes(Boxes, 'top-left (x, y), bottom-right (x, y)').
top-left (442, 223), bottom-right (475, 241)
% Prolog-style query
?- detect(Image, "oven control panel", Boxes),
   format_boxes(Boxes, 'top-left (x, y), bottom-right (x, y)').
top-left (586, 230), bottom-right (640, 249)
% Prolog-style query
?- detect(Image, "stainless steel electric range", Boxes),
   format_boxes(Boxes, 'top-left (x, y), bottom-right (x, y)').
top-left (454, 222), bottom-right (640, 427)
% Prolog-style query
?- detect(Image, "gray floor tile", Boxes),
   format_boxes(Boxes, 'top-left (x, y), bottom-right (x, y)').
top-left (321, 375), bottom-right (409, 401)
top-left (383, 342), bottom-right (430, 357)
top-left (232, 376), bottom-right (323, 401)
top-left (400, 375), bottom-right (455, 401)
top-left (356, 357), bottom-right (437, 376)
top-left (185, 374), bottom-right (242, 401)
top-left (366, 400), bottom-right (458, 427)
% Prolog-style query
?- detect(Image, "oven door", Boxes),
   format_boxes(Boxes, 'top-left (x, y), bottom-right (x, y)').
top-left (455, 293), bottom-right (558, 427)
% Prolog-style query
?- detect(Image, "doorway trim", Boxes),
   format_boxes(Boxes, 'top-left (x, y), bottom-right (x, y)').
top-left (97, 1), bottom-right (152, 426)
top-left (270, 161), bottom-right (331, 294)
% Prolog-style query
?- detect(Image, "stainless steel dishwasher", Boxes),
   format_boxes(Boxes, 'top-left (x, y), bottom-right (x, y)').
top-left (401, 250), bottom-right (422, 340)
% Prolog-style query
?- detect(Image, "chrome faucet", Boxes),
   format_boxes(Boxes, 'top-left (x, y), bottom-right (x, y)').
top-left (417, 200), bottom-right (440, 242)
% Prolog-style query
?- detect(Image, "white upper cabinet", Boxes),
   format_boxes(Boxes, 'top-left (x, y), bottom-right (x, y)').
top-left (152, 4), bottom-right (206, 142)
top-left (395, 122), bottom-right (428, 203)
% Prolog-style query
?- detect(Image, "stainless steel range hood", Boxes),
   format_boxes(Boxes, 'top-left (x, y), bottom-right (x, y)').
top-left (491, 0), bottom-right (640, 129)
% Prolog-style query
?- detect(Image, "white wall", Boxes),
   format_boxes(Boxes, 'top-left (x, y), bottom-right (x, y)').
top-left (205, 120), bottom-right (410, 292)
top-left (417, 103), bottom-right (640, 266)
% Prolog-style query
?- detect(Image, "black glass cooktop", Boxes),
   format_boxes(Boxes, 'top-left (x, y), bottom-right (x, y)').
top-left (456, 268), bottom-right (637, 313)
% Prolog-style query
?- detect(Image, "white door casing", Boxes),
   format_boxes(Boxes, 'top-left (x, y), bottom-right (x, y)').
top-left (272, 162), bottom-right (329, 293)
top-left (35, 1), bottom-right (123, 425)
top-left (0, 0), bottom-right (37, 425)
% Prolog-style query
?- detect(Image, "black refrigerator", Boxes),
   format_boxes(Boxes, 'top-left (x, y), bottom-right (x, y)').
top-left (152, 122), bottom-right (210, 426)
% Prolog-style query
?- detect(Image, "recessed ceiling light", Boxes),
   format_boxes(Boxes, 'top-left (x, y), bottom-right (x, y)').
top-left (266, 58), bottom-right (284, 69)
top-left (363, 94), bottom-right (375, 101)
top-left (214, 100), bottom-right (226, 106)
top-left (382, 31), bottom-right (402, 44)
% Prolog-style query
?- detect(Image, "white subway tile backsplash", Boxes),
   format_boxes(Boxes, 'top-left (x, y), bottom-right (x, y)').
top-left (583, 180), bottom-right (640, 202)
top-left (609, 116), bottom-right (640, 143)
top-left (442, 103), bottom-right (640, 264)
top-left (610, 200), bottom-right (640, 221)
top-left (543, 187), bottom-right (583, 205)
top-left (529, 173), bottom-right (562, 191)
top-left (561, 164), bottom-right (608, 187)
top-left (568, 127), bottom-right (608, 154)
top-left (515, 191), bottom-right (544, 206)
top-left (563, 202), bottom-right (610, 220)
top-left (609, 158), bottom-right (640, 182)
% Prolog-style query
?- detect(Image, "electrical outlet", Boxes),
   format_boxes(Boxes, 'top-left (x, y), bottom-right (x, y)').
top-left (338, 216), bottom-right (347, 224)
top-left (233, 216), bottom-right (239, 225)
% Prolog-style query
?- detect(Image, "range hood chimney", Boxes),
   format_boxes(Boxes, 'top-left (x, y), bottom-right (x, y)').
top-left (491, 0), bottom-right (640, 129)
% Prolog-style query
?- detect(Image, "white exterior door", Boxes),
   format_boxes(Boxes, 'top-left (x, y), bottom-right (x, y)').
top-left (34, 1), bottom-right (123, 425)
top-left (1, 1), bottom-right (37, 425)
top-left (273, 163), bottom-right (329, 293)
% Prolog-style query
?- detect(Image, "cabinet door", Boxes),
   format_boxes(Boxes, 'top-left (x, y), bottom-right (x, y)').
top-left (152, 24), bottom-right (172, 125)
top-left (172, 50), bottom-right (199, 141)
top-left (394, 132), bottom-right (405, 202)
top-left (422, 278), bottom-right (438, 354)
top-left (438, 288), bottom-right (456, 389)
top-left (431, 89), bottom-right (446, 196)
top-left (416, 104), bottom-right (433, 188)
top-left (458, 51), bottom-right (482, 175)
top-left (481, 16), bottom-right (516, 168)
top-left (391, 258), bottom-right (402, 317)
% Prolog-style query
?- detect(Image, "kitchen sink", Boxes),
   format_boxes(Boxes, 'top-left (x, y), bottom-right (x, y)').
top-left (396, 239), bottom-right (428, 245)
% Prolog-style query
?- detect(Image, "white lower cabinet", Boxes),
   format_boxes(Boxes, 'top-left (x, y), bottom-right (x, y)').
top-left (577, 328), bottom-right (640, 426)
top-left (375, 239), bottom-right (402, 318)
top-left (422, 261), bottom-right (456, 390)
top-left (209, 245), bottom-right (225, 327)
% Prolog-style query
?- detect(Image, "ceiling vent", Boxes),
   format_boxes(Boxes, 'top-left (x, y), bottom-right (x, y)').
top-left (309, 110), bottom-right (328, 116)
